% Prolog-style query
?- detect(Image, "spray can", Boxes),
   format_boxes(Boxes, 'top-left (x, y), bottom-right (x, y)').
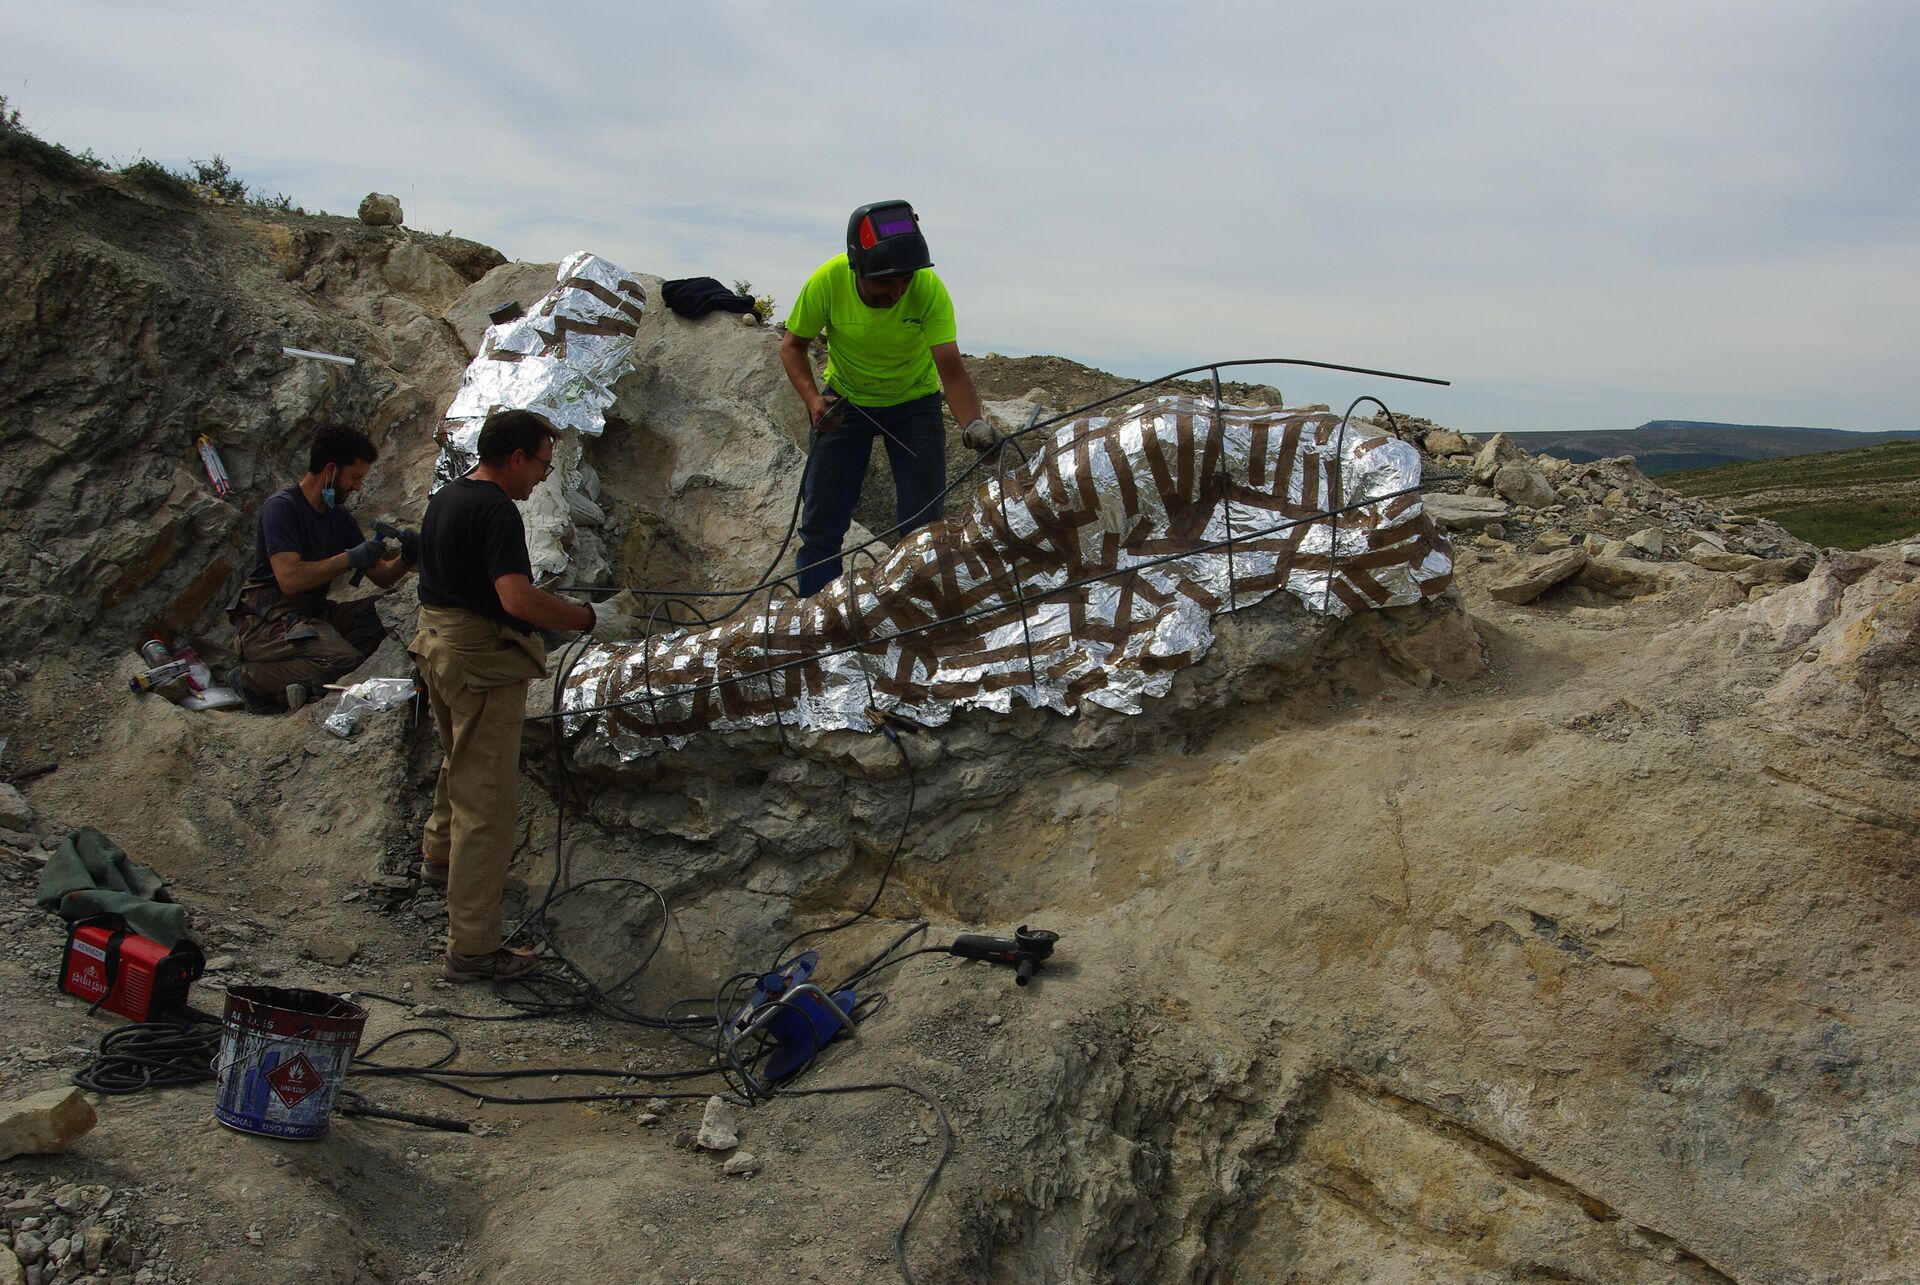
top-left (139, 638), bottom-right (174, 668)
top-left (130, 660), bottom-right (194, 695)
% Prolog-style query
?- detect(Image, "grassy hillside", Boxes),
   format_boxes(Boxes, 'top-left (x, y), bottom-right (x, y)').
top-left (1509, 423), bottom-right (1920, 475)
top-left (1665, 439), bottom-right (1920, 548)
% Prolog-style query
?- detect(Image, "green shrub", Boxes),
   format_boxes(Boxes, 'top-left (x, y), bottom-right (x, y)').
top-left (734, 279), bottom-right (777, 323)
top-left (189, 154), bottom-right (247, 201)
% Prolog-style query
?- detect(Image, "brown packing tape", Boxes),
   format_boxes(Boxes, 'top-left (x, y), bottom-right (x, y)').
top-left (576, 397), bottom-right (1453, 746)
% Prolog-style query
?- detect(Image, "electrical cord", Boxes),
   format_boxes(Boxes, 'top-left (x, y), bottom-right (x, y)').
top-left (70, 1010), bottom-right (222, 1095)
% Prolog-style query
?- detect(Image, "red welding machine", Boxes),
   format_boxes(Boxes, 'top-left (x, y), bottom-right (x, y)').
top-left (60, 921), bottom-right (205, 1022)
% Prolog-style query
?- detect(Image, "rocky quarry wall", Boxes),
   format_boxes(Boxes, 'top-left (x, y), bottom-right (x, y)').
top-left (2, 133), bottom-right (1917, 1285)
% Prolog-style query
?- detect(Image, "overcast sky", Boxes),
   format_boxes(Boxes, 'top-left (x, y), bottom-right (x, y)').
top-left (6, 2), bottom-right (1915, 434)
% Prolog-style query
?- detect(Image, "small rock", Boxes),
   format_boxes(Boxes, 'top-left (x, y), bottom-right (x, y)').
top-left (1423, 494), bottom-right (1510, 531)
top-left (1491, 463), bottom-right (1558, 509)
top-left (1576, 556), bottom-right (1666, 599)
top-left (11, 1235), bottom-right (42, 1267)
top-left (1488, 548), bottom-right (1588, 605)
top-left (0, 1089), bottom-right (98, 1163)
top-left (1625, 527), bottom-right (1666, 558)
top-left (1423, 429), bottom-right (1472, 456)
top-left (0, 785), bottom-right (33, 832)
top-left (1470, 432), bottom-right (1526, 484)
top-left (203, 955), bottom-right (234, 973)
top-left (357, 192), bottom-right (404, 226)
top-left (0, 1246), bottom-right (21, 1285)
top-left (301, 937), bottom-right (357, 967)
top-left (645, 1098), bottom-right (672, 1114)
top-left (1901, 544), bottom-right (1920, 566)
top-left (695, 1096), bottom-right (739, 1151)
top-left (984, 1014), bottom-right (1002, 1028)
top-left (1732, 556), bottom-right (1815, 589)
top-left (634, 1113), bottom-right (660, 1126)
top-left (722, 1151), bottom-right (760, 1176)
top-left (1688, 548), bottom-right (1762, 573)
top-left (1532, 530), bottom-right (1574, 553)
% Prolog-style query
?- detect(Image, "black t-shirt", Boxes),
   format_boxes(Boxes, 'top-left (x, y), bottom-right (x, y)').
top-left (245, 484), bottom-right (366, 591)
top-left (418, 477), bottom-right (535, 632)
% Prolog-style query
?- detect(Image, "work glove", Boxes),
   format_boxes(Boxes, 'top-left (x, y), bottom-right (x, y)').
top-left (345, 537), bottom-right (391, 570)
top-left (394, 527), bottom-right (421, 565)
top-left (961, 417), bottom-right (999, 452)
top-left (589, 600), bottom-right (634, 642)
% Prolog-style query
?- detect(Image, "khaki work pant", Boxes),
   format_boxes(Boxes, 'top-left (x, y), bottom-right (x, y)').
top-left (409, 606), bottom-right (548, 956)
top-left (235, 596), bottom-right (384, 700)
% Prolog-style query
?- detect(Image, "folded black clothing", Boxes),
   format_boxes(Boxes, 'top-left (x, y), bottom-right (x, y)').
top-left (661, 276), bottom-right (757, 319)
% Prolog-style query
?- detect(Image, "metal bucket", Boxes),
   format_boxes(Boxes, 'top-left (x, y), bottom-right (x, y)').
top-left (212, 985), bottom-right (365, 1140)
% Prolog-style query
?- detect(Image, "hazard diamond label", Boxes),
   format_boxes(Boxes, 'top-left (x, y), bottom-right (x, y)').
top-left (264, 1053), bottom-right (324, 1109)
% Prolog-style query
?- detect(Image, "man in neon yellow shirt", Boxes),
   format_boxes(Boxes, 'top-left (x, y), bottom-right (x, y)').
top-left (779, 199), bottom-right (988, 596)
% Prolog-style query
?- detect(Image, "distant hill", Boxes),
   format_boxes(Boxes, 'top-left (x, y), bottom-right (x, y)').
top-left (1508, 421), bottom-right (1920, 475)
top-left (1665, 438), bottom-right (1920, 549)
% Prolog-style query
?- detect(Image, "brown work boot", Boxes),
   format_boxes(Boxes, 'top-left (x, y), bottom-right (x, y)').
top-left (416, 855), bottom-right (449, 888)
top-left (443, 946), bottom-right (540, 983)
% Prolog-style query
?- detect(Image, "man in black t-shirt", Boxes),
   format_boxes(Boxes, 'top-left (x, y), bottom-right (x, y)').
top-left (411, 409), bottom-right (632, 982)
top-left (227, 426), bottom-right (415, 711)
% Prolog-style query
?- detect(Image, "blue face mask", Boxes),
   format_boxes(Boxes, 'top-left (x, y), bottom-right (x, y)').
top-left (321, 469), bottom-right (337, 510)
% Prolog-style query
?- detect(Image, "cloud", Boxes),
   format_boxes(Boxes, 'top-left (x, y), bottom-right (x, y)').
top-left (2, 0), bottom-right (1913, 433)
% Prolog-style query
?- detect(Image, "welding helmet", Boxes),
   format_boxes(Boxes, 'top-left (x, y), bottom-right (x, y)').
top-left (846, 200), bottom-right (932, 280)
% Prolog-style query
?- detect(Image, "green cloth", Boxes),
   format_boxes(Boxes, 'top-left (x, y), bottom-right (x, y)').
top-left (783, 256), bottom-right (956, 406)
top-left (35, 827), bottom-right (190, 947)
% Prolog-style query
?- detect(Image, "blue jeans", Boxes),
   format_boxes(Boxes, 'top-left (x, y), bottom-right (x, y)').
top-left (796, 392), bottom-right (946, 596)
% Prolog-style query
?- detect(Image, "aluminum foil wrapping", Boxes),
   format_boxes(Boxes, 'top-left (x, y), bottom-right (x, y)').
top-left (433, 251), bottom-right (647, 491)
top-left (562, 395), bottom-right (1454, 760)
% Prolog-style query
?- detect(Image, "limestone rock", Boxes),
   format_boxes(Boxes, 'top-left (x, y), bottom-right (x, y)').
top-left (1704, 576), bottom-right (1750, 610)
top-left (1488, 549), bottom-right (1587, 604)
top-left (1423, 494), bottom-right (1510, 531)
top-left (0, 1245), bottom-right (21, 1285)
top-left (1688, 529), bottom-right (1729, 552)
top-left (695, 1095), bottom-right (739, 1150)
top-left (1471, 433), bottom-right (1527, 484)
top-left (1533, 531), bottom-right (1574, 553)
top-left (301, 935), bottom-right (358, 967)
top-left (381, 243), bottom-right (466, 308)
top-left (444, 261), bottom-right (562, 357)
top-left (1575, 557), bottom-right (1665, 599)
top-left (0, 1088), bottom-right (98, 1161)
top-left (1688, 548), bottom-right (1762, 573)
top-left (1733, 556), bottom-right (1816, 590)
top-left (1424, 429), bottom-right (1472, 456)
top-left (1902, 544), bottom-right (1920, 566)
top-left (0, 783), bottom-right (32, 831)
top-left (357, 192), bottom-right (404, 226)
top-left (1625, 527), bottom-right (1665, 558)
top-left (1389, 612), bottom-right (1487, 684)
top-left (1491, 463), bottom-right (1558, 509)
top-left (722, 1151), bottom-right (760, 1176)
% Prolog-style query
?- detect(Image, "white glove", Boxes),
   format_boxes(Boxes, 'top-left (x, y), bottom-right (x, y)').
top-left (961, 417), bottom-right (998, 452)
top-left (589, 600), bottom-right (632, 642)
